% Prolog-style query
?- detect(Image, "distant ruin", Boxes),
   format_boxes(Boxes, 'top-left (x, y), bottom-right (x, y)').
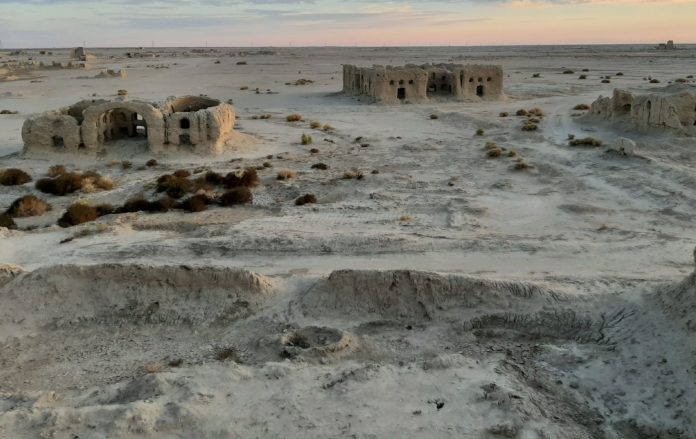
top-left (22, 95), bottom-right (237, 155)
top-left (343, 63), bottom-right (504, 104)
top-left (657, 40), bottom-right (677, 50)
top-left (586, 84), bottom-right (696, 135)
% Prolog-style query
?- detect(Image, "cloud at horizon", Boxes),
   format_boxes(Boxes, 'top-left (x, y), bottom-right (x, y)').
top-left (0, 0), bottom-right (694, 48)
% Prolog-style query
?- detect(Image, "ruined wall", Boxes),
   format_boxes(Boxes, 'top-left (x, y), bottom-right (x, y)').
top-left (22, 96), bottom-right (238, 156)
top-left (343, 63), bottom-right (504, 104)
top-left (587, 85), bottom-right (696, 135)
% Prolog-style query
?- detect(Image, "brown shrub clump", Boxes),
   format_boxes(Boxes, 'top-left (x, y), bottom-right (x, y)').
top-left (311, 163), bottom-right (329, 170)
top-left (5, 195), bottom-right (52, 218)
top-left (514, 160), bottom-right (530, 171)
top-left (199, 171), bottom-right (226, 186)
top-left (218, 187), bottom-right (253, 206)
top-left (47, 165), bottom-right (67, 177)
top-left (343, 170), bottom-right (364, 180)
top-left (276, 170), bottom-right (297, 180)
top-left (145, 159), bottom-right (158, 167)
top-left (156, 173), bottom-right (194, 198)
top-left (499, 112), bottom-right (509, 117)
top-left (295, 194), bottom-right (317, 206)
top-left (0, 214), bottom-right (17, 229)
top-left (521, 122), bottom-right (538, 132)
top-left (225, 168), bottom-right (259, 188)
top-left (0, 168), bottom-right (32, 186)
top-left (178, 194), bottom-right (212, 212)
top-left (528, 107), bottom-right (544, 117)
top-left (58, 203), bottom-right (102, 227)
top-left (286, 113), bottom-right (303, 122)
top-left (487, 148), bottom-right (502, 158)
top-left (173, 169), bottom-right (190, 178)
top-left (119, 196), bottom-right (175, 214)
top-left (515, 109), bottom-right (528, 116)
top-left (573, 104), bottom-right (590, 110)
top-left (36, 173), bottom-right (85, 196)
top-left (569, 137), bottom-right (603, 147)
top-left (310, 121), bottom-right (322, 129)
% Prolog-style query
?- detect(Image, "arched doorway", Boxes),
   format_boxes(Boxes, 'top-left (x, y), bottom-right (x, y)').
top-left (81, 101), bottom-right (165, 152)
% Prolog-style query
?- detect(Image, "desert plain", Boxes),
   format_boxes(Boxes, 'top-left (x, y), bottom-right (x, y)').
top-left (0, 45), bottom-right (695, 438)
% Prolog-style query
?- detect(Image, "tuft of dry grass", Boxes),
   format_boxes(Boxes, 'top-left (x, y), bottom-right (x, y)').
top-left (35, 172), bottom-right (111, 196)
top-left (121, 161), bottom-right (132, 170)
top-left (601, 79), bottom-right (611, 84)
top-left (310, 121), bottom-right (322, 129)
top-left (532, 73), bottom-right (540, 78)
top-left (578, 74), bottom-right (587, 80)
top-left (119, 196), bottom-right (175, 214)
top-left (301, 133), bottom-right (313, 145)
top-left (178, 194), bottom-right (212, 212)
top-left (507, 150), bottom-right (518, 157)
top-left (563, 70), bottom-right (574, 74)
top-left (475, 128), bottom-right (485, 136)
top-left (322, 124), bottom-right (335, 132)
top-left (569, 137), bottom-right (603, 147)
top-left (650, 78), bottom-right (660, 84)
top-left (295, 194), bottom-right (317, 206)
top-left (6, 195), bottom-right (52, 218)
top-left (47, 165), bottom-right (67, 177)
top-left (499, 112), bottom-right (509, 117)
top-left (528, 108), bottom-right (544, 117)
top-left (215, 347), bottom-right (238, 362)
top-left (521, 122), bottom-right (538, 131)
top-left (311, 163), bottom-right (329, 170)
top-left (145, 159), bottom-right (158, 167)
top-left (515, 109), bottom-right (528, 116)
top-left (514, 161), bottom-right (529, 171)
top-left (484, 141), bottom-right (498, 150)
top-left (527, 117), bottom-right (540, 124)
top-left (156, 174), bottom-right (194, 198)
top-left (225, 168), bottom-right (260, 188)
top-left (286, 113), bottom-right (303, 122)
top-left (310, 148), bottom-right (319, 154)
top-left (487, 148), bottom-right (502, 158)
top-left (342, 170), bottom-right (364, 180)
top-left (277, 170), bottom-right (297, 180)
top-left (0, 214), bottom-right (17, 230)
top-left (144, 363), bottom-right (162, 374)
top-left (58, 203), bottom-right (101, 227)
top-left (573, 104), bottom-right (590, 110)
top-left (218, 188), bottom-right (253, 206)
top-left (399, 214), bottom-right (413, 223)
top-left (430, 114), bottom-right (439, 120)
top-left (0, 168), bottom-right (32, 186)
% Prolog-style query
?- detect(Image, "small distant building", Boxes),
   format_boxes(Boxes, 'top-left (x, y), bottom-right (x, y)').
top-left (71, 47), bottom-right (96, 61)
top-left (657, 40), bottom-right (677, 50)
top-left (343, 63), bottom-right (504, 104)
top-left (22, 95), bottom-right (237, 155)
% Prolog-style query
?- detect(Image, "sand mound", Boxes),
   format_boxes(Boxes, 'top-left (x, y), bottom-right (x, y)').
top-left (0, 264), bottom-right (276, 340)
top-left (301, 269), bottom-right (566, 321)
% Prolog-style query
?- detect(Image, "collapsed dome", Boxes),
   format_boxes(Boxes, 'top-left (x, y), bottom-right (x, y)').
top-left (163, 96), bottom-right (221, 114)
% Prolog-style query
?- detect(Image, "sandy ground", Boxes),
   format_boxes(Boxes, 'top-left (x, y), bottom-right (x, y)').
top-left (0, 45), bottom-right (695, 438)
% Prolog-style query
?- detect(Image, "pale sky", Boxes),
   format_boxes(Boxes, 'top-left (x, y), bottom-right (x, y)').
top-left (1, 0), bottom-right (695, 48)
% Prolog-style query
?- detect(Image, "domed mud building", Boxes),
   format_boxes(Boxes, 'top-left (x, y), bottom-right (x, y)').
top-left (22, 95), bottom-right (236, 155)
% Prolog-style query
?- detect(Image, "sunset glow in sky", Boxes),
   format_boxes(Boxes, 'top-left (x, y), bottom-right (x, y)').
top-left (1, 0), bottom-right (695, 48)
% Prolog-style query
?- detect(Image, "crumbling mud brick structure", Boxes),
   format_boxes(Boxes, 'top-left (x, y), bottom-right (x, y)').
top-left (586, 84), bottom-right (696, 135)
top-left (22, 95), bottom-right (236, 155)
top-left (343, 63), bottom-right (504, 104)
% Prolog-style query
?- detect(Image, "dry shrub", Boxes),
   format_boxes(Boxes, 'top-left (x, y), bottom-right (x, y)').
top-left (311, 163), bottom-right (328, 170)
top-left (527, 117), bottom-right (540, 124)
top-left (47, 165), bottom-right (67, 177)
top-left (144, 363), bottom-right (162, 374)
top-left (82, 172), bottom-right (114, 193)
top-left (240, 86), bottom-right (249, 90)
top-left (276, 170), bottom-right (297, 180)
top-left (58, 203), bottom-right (100, 227)
top-left (675, 78), bottom-right (687, 83)
top-left (563, 70), bottom-right (574, 74)
top-left (484, 141), bottom-right (498, 149)
top-left (259, 114), bottom-right (272, 119)
top-left (199, 171), bottom-right (226, 186)
top-left (310, 121), bottom-right (322, 129)
top-left (650, 79), bottom-right (660, 84)
top-left (601, 79), bottom-right (611, 84)
top-left (145, 159), bottom-right (158, 167)
top-left (573, 104), bottom-right (590, 110)
top-left (487, 148), bottom-right (502, 158)
top-left (263, 162), bottom-right (272, 168)
top-left (507, 150), bottom-right (518, 157)
top-left (569, 137), bottom-right (602, 147)
top-left (178, 194), bottom-right (212, 212)
top-left (578, 74), bottom-right (587, 80)
top-left (6, 195), bottom-right (52, 218)
top-left (295, 194), bottom-right (317, 206)
top-left (310, 148), bottom-right (319, 154)
top-left (121, 161), bottom-right (132, 170)
top-left (301, 133), bottom-right (313, 145)
top-left (156, 174), bottom-right (193, 198)
top-left (322, 124), bottom-right (335, 131)
top-left (521, 122), bottom-right (538, 132)
top-left (499, 112), bottom-right (509, 117)
top-left (399, 215), bottom-right (413, 222)
top-left (173, 169), bottom-right (190, 178)
top-left (36, 173), bottom-right (84, 196)
top-left (430, 114), bottom-right (439, 120)
top-left (0, 168), bottom-right (32, 186)
top-left (514, 161), bottom-right (529, 171)
top-left (343, 170), bottom-right (364, 180)
top-left (119, 196), bottom-right (174, 214)
top-left (475, 128), bottom-right (485, 136)
top-left (616, 72), bottom-right (624, 76)
top-left (528, 107), bottom-right (544, 117)
top-left (225, 168), bottom-right (259, 188)
top-left (215, 347), bottom-right (238, 362)
top-left (218, 187), bottom-right (252, 206)
top-left (0, 214), bottom-right (17, 230)
top-left (286, 113), bottom-right (303, 122)
top-left (532, 73), bottom-right (540, 78)
top-left (516, 109), bottom-right (528, 116)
